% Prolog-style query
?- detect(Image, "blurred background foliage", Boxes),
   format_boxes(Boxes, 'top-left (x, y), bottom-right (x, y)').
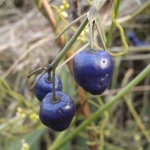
top-left (0, 0), bottom-right (150, 150)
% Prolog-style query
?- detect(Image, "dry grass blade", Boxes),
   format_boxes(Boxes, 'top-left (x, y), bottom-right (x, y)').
top-left (2, 38), bottom-right (51, 79)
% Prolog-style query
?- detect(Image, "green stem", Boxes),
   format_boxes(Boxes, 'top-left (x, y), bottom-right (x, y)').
top-left (0, 116), bottom-right (23, 131)
top-left (97, 16), bottom-right (107, 43)
top-left (114, 0), bottom-right (121, 17)
top-left (97, 97), bottom-right (108, 150)
top-left (49, 64), bottom-right (150, 150)
top-left (89, 22), bottom-right (94, 49)
top-left (104, 142), bottom-right (127, 150)
top-left (106, 0), bottom-right (121, 48)
top-left (32, 0), bottom-right (106, 76)
top-left (110, 46), bottom-right (150, 53)
top-left (106, 0), bottom-right (128, 56)
top-left (49, 69), bottom-right (61, 103)
top-left (51, 5), bottom-right (78, 33)
top-left (124, 95), bottom-right (150, 142)
top-left (30, 70), bottom-right (46, 90)
top-left (52, 68), bottom-right (56, 99)
top-left (106, 23), bottom-right (114, 48)
top-left (50, 17), bottom-right (88, 68)
top-left (27, 67), bottom-right (43, 78)
top-left (106, 0), bottom-right (150, 48)
top-left (49, 115), bottom-right (79, 150)
top-left (47, 70), bottom-right (52, 81)
top-left (0, 109), bottom-right (37, 131)
top-left (130, 0), bottom-right (150, 20)
top-left (96, 20), bottom-right (106, 50)
top-left (111, 57), bottom-right (121, 89)
top-left (54, 13), bottom-right (87, 40)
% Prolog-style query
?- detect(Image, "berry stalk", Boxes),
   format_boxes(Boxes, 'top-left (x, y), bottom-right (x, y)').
top-left (49, 0), bottom-right (107, 69)
top-left (50, 17), bottom-right (88, 68)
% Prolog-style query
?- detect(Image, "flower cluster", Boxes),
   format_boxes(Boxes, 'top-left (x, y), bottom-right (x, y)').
top-left (60, 0), bottom-right (70, 18)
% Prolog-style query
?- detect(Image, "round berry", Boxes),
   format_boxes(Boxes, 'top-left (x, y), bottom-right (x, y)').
top-left (127, 31), bottom-right (146, 46)
top-left (34, 73), bottom-right (62, 101)
top-left (39, 91), bottom-right (76, 132)
top-left (73, 49), bottom-right (113, 95)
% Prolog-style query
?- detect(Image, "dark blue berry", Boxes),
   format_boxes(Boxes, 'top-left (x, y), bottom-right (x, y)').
top-left (127, 31), bottom-right (146, 46)
top-left (39, 91), bottom-right (76, 132)
top-left (34, 73), bottom-right (62, 101)
top-left (73, 49), bottom-right (113, 95)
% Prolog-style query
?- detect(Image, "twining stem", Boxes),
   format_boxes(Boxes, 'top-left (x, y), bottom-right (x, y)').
top-left (110, 18), bottom-right (128, 56)
top-left (95, 20), bottom-right (107, 50)
top-left (30, 70), bottom-right (46, 90)
top-left (97, 97), bottom-right (109, 150)
top-left (105, 0), bottom-right (150, 52)
top-left (124, 95), bottom-right (150, 142)
top-left (54, 13), bottom-right (87, 41)
top-left (105, 0), bottom-right (150, 26)
top-left (50, 17), bottom-right (88, 68)
top-left (106, 0), bottom-right (128, 56)
top-left (130, 0), bottom-right (150, 20)
top-left (122, 69), bottom-right (150, 142)
top-left (111, 57), bottom-right (121, 89)
top-left (27, 67), bottom-right (44, 78)
top-left (104, 142), bottom-right (127, 150)
top-left (0, 116), bottom-right (23, 131)
top-left (29, 17), bottom-right (88, 90)
top-left (31, 0), bottom-right (107, 76)
top-left (106, 0), bottom-right (121, 48)
top-left (49, 64), bottom-right (150, 150)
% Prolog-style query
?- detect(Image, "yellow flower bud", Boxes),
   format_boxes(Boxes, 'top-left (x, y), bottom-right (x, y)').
top-left (85, 27), bottom-right (89, 33)
top-left (133, 134), bottom-right (141, 142)
top-left (60, 5), bottom-right (65, 11)
top-left (61, 11), bottom-right (68, 18)
top-left (16, 107), bottom-right (26, 117)
top-left (17, 107), bottom-right (24, 114)
top-left (65, 4), bottom-right (70, 9)
top-left (29, 113), bottom-right (39, 122)
top-left (104, 130), bottom-right (111, 137)
top-left (21, 139), bottom-right (29, 150)
top-left (81, 31), bottom-right (85, 36)
top-left (62, 0), bottom-right (67, 5)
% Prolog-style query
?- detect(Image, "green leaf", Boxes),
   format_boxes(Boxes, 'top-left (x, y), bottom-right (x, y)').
top-left (60, 66), bottom-right (76, 97)
top-left (146, 143), bottom-right (150, 150)
top-left (8, 127), bottom-right (46, 150)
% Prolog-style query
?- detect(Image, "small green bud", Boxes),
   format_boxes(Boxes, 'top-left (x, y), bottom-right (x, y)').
top-left (29, 113), bottom-right (39, 122)
top-left (61, 11), bottom-right (68, 18)
top-left (133, 134), bottom-right (141, 142)
top-left (21, 139), bottom-right (29, 150)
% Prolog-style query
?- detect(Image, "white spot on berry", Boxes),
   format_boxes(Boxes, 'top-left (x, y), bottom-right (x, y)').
top-left (100, 59), bottom-right (108, 69)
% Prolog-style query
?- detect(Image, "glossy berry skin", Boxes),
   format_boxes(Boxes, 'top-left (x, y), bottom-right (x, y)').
top-left (39, 92), bottom-right (76, 132)
top-left (34, 73), bottom-right (62, 101)
top-left (73, 49), bottom-right (113, 95)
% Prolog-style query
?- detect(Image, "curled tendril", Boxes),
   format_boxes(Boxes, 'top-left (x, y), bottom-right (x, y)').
top-left (105, 0), bottom-right (128, 57)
